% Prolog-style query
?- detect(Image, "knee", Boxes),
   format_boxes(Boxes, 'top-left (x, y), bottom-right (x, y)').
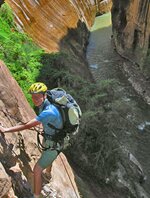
top-left (33, 163), bottom-right (43, 177)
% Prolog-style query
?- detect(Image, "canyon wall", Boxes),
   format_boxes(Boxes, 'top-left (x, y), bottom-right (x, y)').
top-left (5, 0), bottom-right (96, 52)
top-left (5, 0), bottom-right (98, 81)
top-left (112, 0), bottom-right (150, 67)
top-left (4, 0), bottom-right (113, 81)
top-left (96, 0), bottom-right (112, 15)
top-left (1, 0), bottom-right (150, 197)
top-left (5, 0), bottom-right (149, 70)
top-left (5, 0), bottom-right (112, 53)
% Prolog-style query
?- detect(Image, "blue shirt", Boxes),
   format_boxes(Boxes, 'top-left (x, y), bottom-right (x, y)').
top-left (36, 99), bottom-right (63, 135)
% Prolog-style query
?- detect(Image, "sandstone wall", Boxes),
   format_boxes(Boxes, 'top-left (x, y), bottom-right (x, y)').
top-left (5, 0), bottom-right (149, 69)
top-left (0, 60), bottom-right (38, 197)
top-left (4, 0), bottom-right (98, 81)
top-left (5, 0), bottom-right (96, 52)
top-left (112, 0), bottom-right (150, 67)
top-left (96, 0), bottom-right (112, 15)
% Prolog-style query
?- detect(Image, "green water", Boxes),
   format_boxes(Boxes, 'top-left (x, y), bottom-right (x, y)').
top-left (90, 12), bottom-right (111, 32)
top-left (87, 12), bottom-right (116, 80)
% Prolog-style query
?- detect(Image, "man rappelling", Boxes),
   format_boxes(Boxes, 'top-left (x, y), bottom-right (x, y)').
top-left (0, 82), bottom-right (63, 198)
top-left (0, 82), bottom-right (81, 198)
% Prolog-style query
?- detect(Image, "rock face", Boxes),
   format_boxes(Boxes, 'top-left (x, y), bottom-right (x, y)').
top-left (0, 60), bottom-right (38, 197)
top-left (5, 0), bottom-right (97, 81)
top-left (4, 0), bottom-right (112, 82)
top-left (4, 0), bottom-right (113, 52)
top-left (0, 162), bottom-right (12, 197)
top-left (5, 0), bottom-right (96, 52)
top-left (0, 61), bottom-right (80, 198)
top-left (96, 0), bottom-right (112, 15)
top-left (6, 0), bottom-right (150, 72)
top-left (112, 0), bottom-right (150, 67)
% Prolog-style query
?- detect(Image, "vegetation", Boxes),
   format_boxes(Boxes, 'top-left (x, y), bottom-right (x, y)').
top-left (0, 4), bottom-right (44, 104)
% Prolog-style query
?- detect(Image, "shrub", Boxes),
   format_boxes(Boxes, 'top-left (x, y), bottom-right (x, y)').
top-left (0, 3), bottom-right (44, 105)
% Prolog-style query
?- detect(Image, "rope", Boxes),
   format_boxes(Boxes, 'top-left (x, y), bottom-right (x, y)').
top-left (59, 154), bottom-right (80, 198)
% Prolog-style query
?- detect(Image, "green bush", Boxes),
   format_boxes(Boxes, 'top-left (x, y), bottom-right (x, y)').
top-left (0, 3), bottom-right (15, 28)
top-left (0, 3), bottom-right (44, 104)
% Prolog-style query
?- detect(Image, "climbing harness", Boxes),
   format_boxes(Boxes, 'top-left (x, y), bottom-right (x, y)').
top-left (36, 131), bottom-right (59, 152)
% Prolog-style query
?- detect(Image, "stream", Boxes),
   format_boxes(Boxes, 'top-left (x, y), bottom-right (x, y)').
top-left (86, 12), bottom-right (150, 197)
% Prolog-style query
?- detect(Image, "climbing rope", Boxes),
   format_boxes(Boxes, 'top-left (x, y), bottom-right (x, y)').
top-left (59, 154), bottom-right (80, 198)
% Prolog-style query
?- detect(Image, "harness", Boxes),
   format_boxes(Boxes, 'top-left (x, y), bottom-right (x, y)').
top-left (37, 131), bottom-right (62, 152)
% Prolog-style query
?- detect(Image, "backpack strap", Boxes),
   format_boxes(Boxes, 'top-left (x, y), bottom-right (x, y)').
top-left (41, 99), bottom-right (64, 131)
top-left (47, 122), bottom-right (68, 143)
top-left (47, 122), bottom-right (61, 131)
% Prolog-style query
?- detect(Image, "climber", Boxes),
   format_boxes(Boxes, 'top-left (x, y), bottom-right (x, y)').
top-left (0, 82), bottom-right (63, 198)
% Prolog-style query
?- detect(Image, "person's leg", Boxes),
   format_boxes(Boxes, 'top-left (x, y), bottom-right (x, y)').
top-left (38, 149), bottom-right (58, 170)
top-left (33, 148), bottom-right (58, 196)
top-left (33, 162), bottom-right (43, 196)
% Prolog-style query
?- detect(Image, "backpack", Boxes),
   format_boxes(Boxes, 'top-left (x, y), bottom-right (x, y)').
top-left (38, 88), bottom-right (82, 150)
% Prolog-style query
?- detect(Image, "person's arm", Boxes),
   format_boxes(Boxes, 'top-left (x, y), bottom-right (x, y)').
top-left (0, 118), bottom-right (40, 133)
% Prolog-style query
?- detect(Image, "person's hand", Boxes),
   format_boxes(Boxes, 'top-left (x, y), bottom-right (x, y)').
top-left (0, 126), bottom-right (6, 133)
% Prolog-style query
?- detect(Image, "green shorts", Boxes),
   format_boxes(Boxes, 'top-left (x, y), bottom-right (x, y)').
top-left (37, 140), bottom-right (59, 169)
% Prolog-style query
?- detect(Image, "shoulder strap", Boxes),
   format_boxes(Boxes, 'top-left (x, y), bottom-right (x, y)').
top-left (51, 88), bottom-right (66, 93)
top-left (47, 122), bottom-right (61, 131)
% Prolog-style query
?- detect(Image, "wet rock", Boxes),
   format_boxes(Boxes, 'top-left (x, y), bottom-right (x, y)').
top-left (121, 61), bottom-right (150, 105)
top-left (110, 148), bottom-right (147, 198)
